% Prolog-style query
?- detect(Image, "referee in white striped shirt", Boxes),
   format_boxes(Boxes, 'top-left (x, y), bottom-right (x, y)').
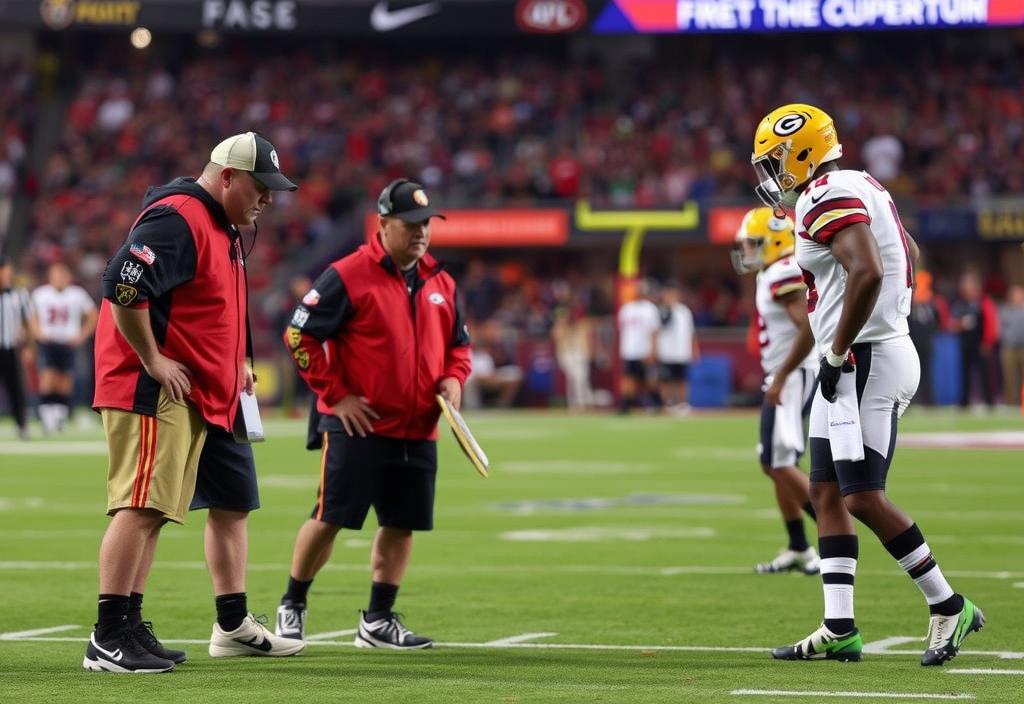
top-left (0, 255), bottom-right (34, 439)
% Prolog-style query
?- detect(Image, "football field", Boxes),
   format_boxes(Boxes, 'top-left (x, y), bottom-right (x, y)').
top-left (1, 409), bottom-right (1022, 703)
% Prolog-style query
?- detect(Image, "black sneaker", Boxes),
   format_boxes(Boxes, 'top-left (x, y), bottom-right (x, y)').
top-left (354, 611), bottom-right (433, 650)
top-left (82, 627), bottom-right (176, 673)
top-left (133, 620), bottom-right (187, 664)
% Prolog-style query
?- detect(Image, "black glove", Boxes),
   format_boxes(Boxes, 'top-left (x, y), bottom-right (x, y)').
top-left (818, 353), bottom-right (855, 403)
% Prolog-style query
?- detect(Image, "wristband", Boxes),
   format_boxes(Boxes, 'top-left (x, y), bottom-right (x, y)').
top-left (825, 349), bottom-right (848, 368)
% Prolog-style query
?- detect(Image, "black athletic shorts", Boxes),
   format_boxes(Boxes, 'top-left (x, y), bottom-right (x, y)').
top-left (189, 423), bottom-right (261, 512)
top-left (38, 342), bottom-right (75, 372)
top-left (311, 424), bottom-right (437, 531)
top-left (622, 359), bottom-right (648, 381)
top-left (658, 362), bottom-right (689, 382)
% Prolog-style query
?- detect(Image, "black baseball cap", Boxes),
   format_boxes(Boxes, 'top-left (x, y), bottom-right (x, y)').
top-left (377, 179), bottom-right (445, 223)
top-left (210, 131), bottom-right (298, 192)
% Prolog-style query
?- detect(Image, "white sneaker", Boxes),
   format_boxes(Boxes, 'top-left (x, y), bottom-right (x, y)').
top-left (209, 613), bottom-right (305, 658)
top-left (755, 546), bottom-right (820, 575)
top-left (275, 602), bottom-right (307, 640)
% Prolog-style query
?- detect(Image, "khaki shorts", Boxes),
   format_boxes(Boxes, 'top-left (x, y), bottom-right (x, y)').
top-left (101, 390), bottom-right (207, 524)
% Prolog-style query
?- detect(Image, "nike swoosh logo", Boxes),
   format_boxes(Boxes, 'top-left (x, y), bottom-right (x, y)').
top-left (810, 190), bottom-right (831, 204)
top-left (370, 1), bottom-right (440, 31)
top-left (93, 640), bottom-right (124, 662)
top-left (242, 635), bottom-right (274, 652)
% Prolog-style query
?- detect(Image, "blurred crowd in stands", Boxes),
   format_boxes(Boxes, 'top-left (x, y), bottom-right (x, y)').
top-left (2, 32), bottom-right (1024, 415)
top-left (6, 31), bottom-right (1023, 293)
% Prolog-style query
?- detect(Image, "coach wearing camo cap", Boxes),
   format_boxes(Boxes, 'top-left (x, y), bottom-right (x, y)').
top-left (86, 132), bottom-right (302, 673)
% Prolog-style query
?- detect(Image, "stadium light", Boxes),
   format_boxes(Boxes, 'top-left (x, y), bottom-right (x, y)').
top-left (130, 27), bottom-right (152, 50)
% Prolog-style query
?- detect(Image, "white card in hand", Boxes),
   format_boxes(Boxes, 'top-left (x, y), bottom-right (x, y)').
top-left (238, 391), bottom-right (265, 443)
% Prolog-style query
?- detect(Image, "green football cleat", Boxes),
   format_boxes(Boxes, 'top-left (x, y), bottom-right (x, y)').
top-left (921, 597), bottom-right (985, 666)
top-left (772, 624), bottom-right (863, 662)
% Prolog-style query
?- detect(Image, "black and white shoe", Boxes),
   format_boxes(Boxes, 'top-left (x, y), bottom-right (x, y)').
top-left (354, 611), bottom-right (433, 650)
top-left (82, 628), bottom-right (176, 673)
top-left (209, 613), bottom-right (305, 657)
top-left (133, 620), bottom-right (187, 664)
top-left (275, 601), bottom-right (307, 641)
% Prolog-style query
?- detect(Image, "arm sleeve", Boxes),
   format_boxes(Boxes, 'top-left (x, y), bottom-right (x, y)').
top-left (443, 288), bottom-right (472, 385)
top-left (101, 206), bottom-right (197, 306)
top-left (283, 266), bottom-right (355, 408)
top-left (798, 184), bottom-right (871, 245)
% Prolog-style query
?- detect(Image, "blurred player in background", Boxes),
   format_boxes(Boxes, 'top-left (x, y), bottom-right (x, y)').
top-left (0, 255), bottom-right (35, 439)
top-left (752, 103), bottom-right (983, 666)
top-left (31, 262), bottom-right (97, 433)
top-left (732, 208), bottom-right (819, 576)
top-left (656, 282), bottom-right (697, 415)
top-left (617, 279), bottom-right (661, 413)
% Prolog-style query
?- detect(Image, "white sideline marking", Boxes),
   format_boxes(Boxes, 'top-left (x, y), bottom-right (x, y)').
top-left (2, 634), bottom-right (1020, 660)
top-left (498, 461), bottom-right (652, 474)
top-left (501, 527), bottom-right (715, 542)
top-left (0, 441), bottom-right (108, 455)
top-left (947, 669), bottom-right (1024, 675)
top-left (3, 561), bottom-right (1024, 582)
top-left (306, 629), bottom-right (358, 641)
top-left (731, 690), bottom-right (974, 700)
top-left (899, 431), bottom-right (1024, 449)
top-left (483, 632), bottom-right (558, 646)
top-left (863, 636), bottom-right (921, 653)
top-left (1013, 582), bottom-right (1024, 589)
top-left (0, 625), bottom-right (81, 640)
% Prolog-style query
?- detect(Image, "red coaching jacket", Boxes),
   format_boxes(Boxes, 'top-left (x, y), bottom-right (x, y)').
top-left (285, 234), bottom-right (471, 440)
top-left (93, 178), bottom-right (248, 431)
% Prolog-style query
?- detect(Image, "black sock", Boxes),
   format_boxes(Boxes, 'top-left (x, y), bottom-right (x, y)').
top-left (96, 594), bottom-right (130, 640)
top-left (803, 502), bottom-right (817, 521)
top-left (366, 582), bottom-right (399, 620)
top-left (785, 518), bottom-right (809, 552)
top-left (883, 523), bottom-right (963, 616)
top-left (127, 592), bottom-right (144, 627)
top-left (931, 593), bottom-right (965, 617)
top-left (215, 592), bottom-right (248, 632)
top-left (282, 576), bottom-right (313, 605)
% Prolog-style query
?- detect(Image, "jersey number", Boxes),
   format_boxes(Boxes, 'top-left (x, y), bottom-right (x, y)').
top-left (866, 173), bottom-right (914, 288)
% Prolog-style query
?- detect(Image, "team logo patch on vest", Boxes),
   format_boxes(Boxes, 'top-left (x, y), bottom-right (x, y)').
top-left (293, 348), bottom-right (310, 370)
top-left (302, 289), bottom-right (320, 306)
top-left (115, 284), bottom-right (138, 305)
top-left (286, 326), bottom-right (302, 350)
top-left (120, 261), bottom-right (143, 284)
top-left (428, 292), bottom-right (445, 305)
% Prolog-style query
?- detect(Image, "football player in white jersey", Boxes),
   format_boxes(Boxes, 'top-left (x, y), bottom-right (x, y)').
top-left (732, 207), bottom-right (819, 576)
top-left (751, 104), bottom-right (983, 666)
top-left (31, 262), bottom-right (97, 433)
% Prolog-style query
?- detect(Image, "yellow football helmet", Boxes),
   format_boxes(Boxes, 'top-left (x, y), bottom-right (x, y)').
top-left (731, 207), bottom-right (796, 274)
top-left (751, 103), bottom-right (843, 211)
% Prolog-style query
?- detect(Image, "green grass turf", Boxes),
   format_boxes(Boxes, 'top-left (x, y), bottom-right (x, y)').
top-left (0, 408), bottom-right (1021, 703)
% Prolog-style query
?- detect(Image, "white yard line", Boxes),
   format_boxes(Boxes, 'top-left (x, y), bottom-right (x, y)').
top-left (306, 629), bottom-right (358, 641)
top-left (0, 631), bottom-right (1020, 660)
top-left (482, 632), bottom-right (558, 646)
top-left (730, 690), bottom-right (974, 700)
top-left (863, 636), bottom-right (921, 653)
top-left (947, 669), bottom-right (1024, 675)
top-left (2, 561), bottom-right (1023, 582)
top-left (0, 625), bottom-right (81, 640)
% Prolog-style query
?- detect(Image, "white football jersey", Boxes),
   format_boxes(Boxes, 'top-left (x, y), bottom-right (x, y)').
top-left (794, 169), bottom-right (914, 355)
top-left (755, 256), bottom-right (817, 375)
top-left (618, 299), bottom-right (661, 360)
top-left (656, 303), bottom-right (695, 363)
top-left (32, 284), bottom-right (96, 343)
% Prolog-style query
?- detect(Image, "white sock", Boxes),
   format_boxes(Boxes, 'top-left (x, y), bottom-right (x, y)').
top-left (821, 556), bottom-right (856, 624)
